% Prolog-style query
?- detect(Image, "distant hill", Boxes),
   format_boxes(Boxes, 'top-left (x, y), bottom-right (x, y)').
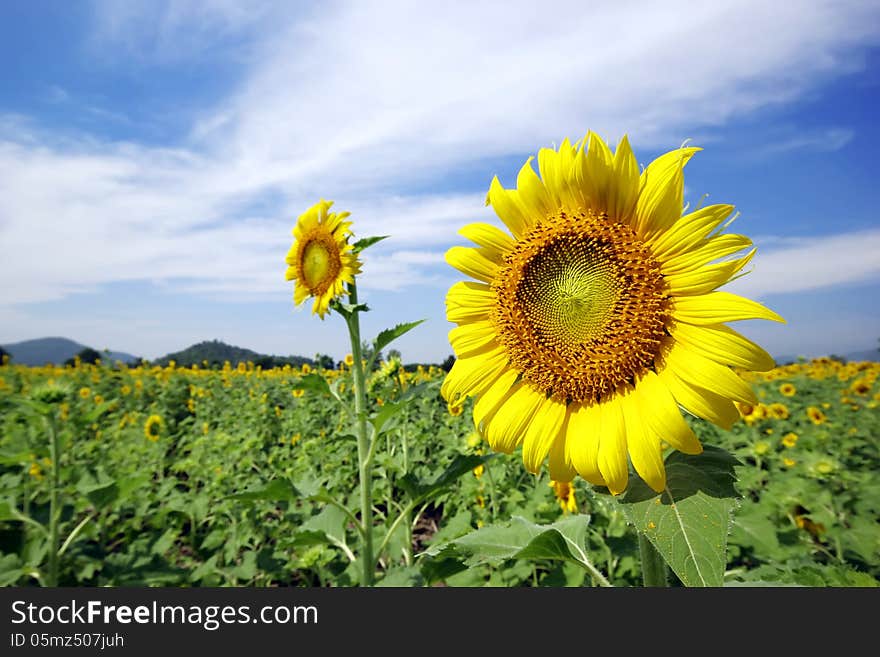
top-left (844, 349), bottom-right (880, 363)
top-left (2, 337), bottom-right (139, 366)
top-left (153, 339), bottom-right (315, 369)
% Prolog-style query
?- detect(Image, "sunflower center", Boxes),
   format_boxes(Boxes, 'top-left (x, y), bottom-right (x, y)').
top-left (492, 210), bottom-right (669, 403)
top-left (299, 231), bottom-right (342, 294)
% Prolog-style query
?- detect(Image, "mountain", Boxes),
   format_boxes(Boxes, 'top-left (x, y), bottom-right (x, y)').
top-left (844, 349), bottom-right (880, 363)
top-left (2, 337), bottom-right (139, 366)
top-left (153, 340), bottom-right (315, 369)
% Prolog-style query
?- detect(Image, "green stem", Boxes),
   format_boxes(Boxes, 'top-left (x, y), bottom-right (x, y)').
top-left (638, 533), bottom-right (668, 587)
top-left (345, 281), bottom-right (374, 587)
top-left (46, 415), bottom-right (60, 587)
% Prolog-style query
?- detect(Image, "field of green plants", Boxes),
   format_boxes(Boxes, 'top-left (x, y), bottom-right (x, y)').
top-left (1, 356), bottom-right (878, 587)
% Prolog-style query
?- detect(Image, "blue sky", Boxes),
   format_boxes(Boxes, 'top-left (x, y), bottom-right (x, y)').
top-left (1, 0), bottom-right (879, 363)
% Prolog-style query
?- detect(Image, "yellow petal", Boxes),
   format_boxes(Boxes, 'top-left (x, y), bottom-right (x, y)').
top-left (671, 322), bottom-right (776, 372)
top-left (448, 320), bottom-right (498, 358)
top-left (445, 246), bottom-right (499, 284)
top-left (565, 401), bottom-right (605, 486)
top-left (661, 234), bottom-right (753, 274)
top-left (662, 342), bottom-right (757, 405)
top-left (648, 204), bottom-right (735, 261)
top-left (517, 156), bottom-right (555, 218)
top-left (672, 292), bottom-right (786, 325)
top-left (487, 176), bottom-right (532, 238)
top-left (473, 369), bottom-right (519, 430)
top-left (597, 397), bottom-right (629, 495)
top-left (635, 147), bottom-right (700, 238)
top-left (581, 132), bottom-right (613, 211)
top-left (658, 367), bottom-right (740, 430)
top-left (664, 249), bottom-right (756, 296)
top-left (440, 345), bottom-right (508, 403)
top-left (609, 135), bottom-right (640, 223)
top-left (522, 396), bottom-right (567, 474)
top-left (548, 416), bottom-right (576, 482)
top-left (446, 281), bottom-right (493, 324)
top-left (621, 388), bottom-right (666, 493)
top-left (458, 223), bottom-right (514, 256)
top-left (632, 371), bottom-right (702, 454)
top-left (484, 385), bottom-right (545, 453)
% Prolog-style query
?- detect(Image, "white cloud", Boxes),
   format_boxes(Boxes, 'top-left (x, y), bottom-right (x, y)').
top-left (2, 0), bottom-right (880, 361)
top-left (725, 229), bottom-right (880, 297)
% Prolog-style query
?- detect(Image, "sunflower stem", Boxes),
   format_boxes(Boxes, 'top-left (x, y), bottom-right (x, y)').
top-left (638, 532), bottom-right (668, 587)
top-left (46, 414), bottom-right (60, 587)
top-left (345, 280), bottom-right (375, 587)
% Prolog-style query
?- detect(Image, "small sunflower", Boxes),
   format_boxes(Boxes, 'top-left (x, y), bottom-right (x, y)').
top-left (285, 199), bottom-right (362, 318)
top-left (144, 414), bottom-right (163, 442)
top-left (779, 383), bottom-right (796, 397)
top-left (782, 432), bottom-right (798, 448)
top-left (443, 133), bottom-right (783, 494)
top-left (768, 402), bottom-right (789, 420)
top-left (806, 406), bottom-right (827, 425)
top-left (550, 480), bottom-right (579, 514)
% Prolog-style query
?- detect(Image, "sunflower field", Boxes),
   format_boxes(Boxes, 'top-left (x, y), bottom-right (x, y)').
top-left (1, 355), bottom-right (877, 587)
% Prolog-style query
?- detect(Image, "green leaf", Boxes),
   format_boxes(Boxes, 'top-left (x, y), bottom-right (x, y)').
top-left (228, 478), bottom-right (299, 502)
top-left (352, 235), bottom-right (389, 253)
top-left (82, 480), bottom-right (120, 509)
top-left (398, 454), bottom-right (490, 504)
top-left (425, 515), bottom-right (592, 569)
top-left (373, 320), bottom-right (426, 359)
top-left (619, 445), bottom-right (741, 587)
top-left (729, 504), bottom-right (788, 560)
top-left (295, 373), bottom-right (333, 397)
top-left (0, 553), bottom-right (23, 586)
top-left (376, 566), bottom-right (423, 587)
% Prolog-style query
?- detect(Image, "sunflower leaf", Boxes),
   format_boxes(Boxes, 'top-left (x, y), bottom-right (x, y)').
top-left (352, 235), bottom-right (390, 253)
top-left (423, 515), bottom-right (592, 570)
top-left (373, 320), bottom-right (426, 358)
top-left (398, 453), bottom-right (491, 504)
top-left (618, 445), bottom-right (741, 587)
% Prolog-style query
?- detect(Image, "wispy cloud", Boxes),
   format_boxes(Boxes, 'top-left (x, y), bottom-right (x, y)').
top-left (2, 0), bottom-right (879, 315)
top-left (757, 127), bottom-right (855, 155)
top-left (726, 229), bottom-right (880, 297)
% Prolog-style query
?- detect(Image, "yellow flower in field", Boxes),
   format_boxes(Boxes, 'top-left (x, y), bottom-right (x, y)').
top-left (779, 383), bottom-right (796, 397)
top-left (93, 394), bottom-right (104, 405)
top-left (808, 457), bottom-right (836, 477)
top-left (301, 363), bottom-right (312, 375)
top-left (202, 422), bottom-right (209, 435)
top-left (447, 400), bottom-right (464, 416)
top-left (806, 406), bottom-right (826, 425)
top-left (473, 464), bottom-right (485, 479)
top-left (285, 199), bottom-right (362, 319)
top-left (344, 353), bottom-right (355, 367)
top-left (79, 387), bottom-right (91, 399)
top-left (442, 134), bottom-right (783, 494)
top-left (466, 431), bottom-right (483, 449)
top-left (187, 398), bottom-right (196, 413)
top-left (291, 433), bottom-right (302, 446)
top-left (121, 384), bottom-right (131, 396)
top-left (768, 402), bottom-right (789, 420)
top-left (850, 378), bottom-right (872, 395)
top-left (782, 457), bottom-right (796, 468)
top-left (237, 362), bottom-right (247, 374)
top-left (28, 461), bottom-right (43, 480)
top-left (782, 432), bottom-right (798, 448)
top-left (550, 480), bottom-right (579, 514)
top-left (292, 388), bottom-right (304, 398)
top-left (144, 414), bottom-right (163, 441)
top-left (753, 440), bottom-right (771, 456)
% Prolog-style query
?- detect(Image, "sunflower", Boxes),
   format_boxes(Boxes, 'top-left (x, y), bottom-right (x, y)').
top-left (779, 383), bottom-right (796, 397)
top-left (442, 133), bottom-right (783, 494)
top-left (781, 432), bottom-right (798, 448)
top-left (550, 480), bottom-right (579, 514)
top-left (806, 406), bottom-right (826, 425)
top-left (285, 199), bottom-right (361, 318)
top-left (144, 414), bottom-right (163, 442)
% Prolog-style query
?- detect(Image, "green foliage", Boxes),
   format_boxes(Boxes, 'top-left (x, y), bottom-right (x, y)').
top-left (0, 357), bottom-right (877, 587)
top-left (619, 446), bottom-right (740, 587)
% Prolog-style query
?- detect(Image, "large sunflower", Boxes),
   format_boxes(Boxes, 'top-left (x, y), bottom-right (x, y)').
top-left (442, 133), bottom-right (784, 495)
top-left (285, 199), bottom-right (361, 318)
